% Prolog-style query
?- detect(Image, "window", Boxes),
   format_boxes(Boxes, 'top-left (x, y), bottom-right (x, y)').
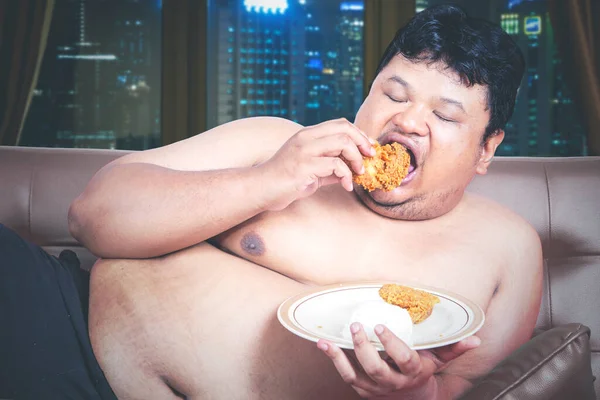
top-left (206, 0), bottom-right (364, 129)
top-left (416, 0), bottom-right (586, 157)
top-left (20, 0), bottom-right (162, 150)
top-left (18, 0), bottom-right (586, 158)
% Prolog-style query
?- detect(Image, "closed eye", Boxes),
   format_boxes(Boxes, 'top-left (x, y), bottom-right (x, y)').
top-left (435, 113), bottom-right (456, 123)
top-left (386, 94), bottom-right (407, 103)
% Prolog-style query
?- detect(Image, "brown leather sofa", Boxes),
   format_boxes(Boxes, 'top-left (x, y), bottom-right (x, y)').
top-left (1, 145), bottom-right (599, 399)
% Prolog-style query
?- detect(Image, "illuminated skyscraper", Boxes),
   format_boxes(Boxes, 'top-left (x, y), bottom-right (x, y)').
top-left (301, 1), bottom-right (326, 125)
top-left (22, 0), bottom-right (118, 148)
top-left (414, 0), bottom-right (585, 156)
top-left (500, 13), bottom-right (519, 35)
top-left (498, 4), bottom-right (548, 156)
top-left (207, 0), bottom-right (306, 127)
top-left (498, 0), bottom-right (585, 156)
top-left (110, 1), bottom-right (162, 150)
top-left (21, 0), bottom-right (161, 149)
top-left (336, 2), bottom-right (364, 120)
top-left (300, 0), bottom-right (364, 125)
top-left (207, 0), bottom-right (365, 127)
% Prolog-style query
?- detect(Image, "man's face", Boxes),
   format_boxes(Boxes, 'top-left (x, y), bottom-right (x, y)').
top-left (353, 55), bottom-right (502, 220)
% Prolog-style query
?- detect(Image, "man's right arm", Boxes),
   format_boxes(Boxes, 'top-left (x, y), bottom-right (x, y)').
top-left (68, 117), bottom-right (301, 259)
top-left (68, 116), bottom-right (373, 259)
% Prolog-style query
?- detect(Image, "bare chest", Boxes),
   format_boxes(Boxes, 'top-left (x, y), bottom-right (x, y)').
top-left (214, 188), bottom-right (500, 310)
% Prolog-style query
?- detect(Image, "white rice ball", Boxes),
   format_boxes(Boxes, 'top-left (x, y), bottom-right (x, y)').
top-left (342, 300), bottom-right (413, 346)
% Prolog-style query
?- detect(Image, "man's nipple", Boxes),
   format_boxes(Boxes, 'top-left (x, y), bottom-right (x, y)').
top-left (240, 231), bottom-right (265, 256)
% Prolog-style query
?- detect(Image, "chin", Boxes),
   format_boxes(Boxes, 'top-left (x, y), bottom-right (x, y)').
top-left (365, 188), bottom-right (410, 207)
top-left (355, 190), bottom-right (421, 220)
top-left (354, 183), bottom-right (460, 221)
top-left (359, 171), bottom-right (420, 208)
top-left (354, 186), bottom-right (411, 213)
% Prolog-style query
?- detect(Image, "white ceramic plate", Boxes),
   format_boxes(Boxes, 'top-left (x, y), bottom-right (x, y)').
top-left (277, 281), bottom-right (485, 351)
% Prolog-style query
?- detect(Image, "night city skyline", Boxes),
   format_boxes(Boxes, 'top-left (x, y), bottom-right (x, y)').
top-left (206, 0), bottom-right (365, 128)
top-left (20, 0), bottom-right (586, 157)
top-left (21, 0), bottom-right (162, 150)
top-left (418, 0), bottom-right (587, 156)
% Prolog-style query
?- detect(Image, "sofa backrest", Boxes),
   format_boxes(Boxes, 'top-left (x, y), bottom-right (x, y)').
top-left (0, 147), bottom-right (128, 270)
top-left (1, 145), bottom-right (599, 395)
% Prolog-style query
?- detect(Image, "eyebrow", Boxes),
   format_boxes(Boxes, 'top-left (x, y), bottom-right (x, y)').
top-left (439, 97), bottom-right (467, 114)
top-left (387, 75), bottom-right (411, 89)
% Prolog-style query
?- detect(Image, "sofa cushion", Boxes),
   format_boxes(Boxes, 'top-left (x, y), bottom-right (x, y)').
top-left (459, 323), bottom-right (596, 400)
top-left (0, 147), bottom-right (126, 270)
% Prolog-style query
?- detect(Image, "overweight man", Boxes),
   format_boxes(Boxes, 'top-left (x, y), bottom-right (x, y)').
top-left (0, 5), bottom-right (542, 400)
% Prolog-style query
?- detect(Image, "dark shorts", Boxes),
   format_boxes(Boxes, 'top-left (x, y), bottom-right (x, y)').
top-left (0, 224), bottom-right (117, 400)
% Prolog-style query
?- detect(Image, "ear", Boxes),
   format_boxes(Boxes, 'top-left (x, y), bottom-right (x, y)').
top-left (476, 130), bottom-right (504, 175)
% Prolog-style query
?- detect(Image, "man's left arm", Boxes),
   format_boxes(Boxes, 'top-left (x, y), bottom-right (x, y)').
top-left (435, 225), bottom-right (543, 398)
top-left (318, 226), bottom-right (543, 399)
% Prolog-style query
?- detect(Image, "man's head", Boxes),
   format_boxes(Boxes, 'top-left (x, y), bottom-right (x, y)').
top-left (353, 4), bottom-right (525, 220)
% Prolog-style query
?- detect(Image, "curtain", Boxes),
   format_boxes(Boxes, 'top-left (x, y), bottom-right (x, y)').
top-left (363, 0), bottom-right (415, 98)
top-left (0, 0), bottom-right (54, 146)
top-left (161, 0), bottom-right (207, 145)
top-left (548, 0), bottom-right (600, 156)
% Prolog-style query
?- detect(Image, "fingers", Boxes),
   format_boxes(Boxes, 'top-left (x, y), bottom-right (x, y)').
top-left (433, 336), bottom-right (481, 364)
top-left (318, 175), bottom-right (342, 188)
top-left (286, 118), bottom-right (376, 192)
top-left (318, 325), bottom-right (477, 399)
top-left (350, 323), bottom-right (408, 387)
top-left (310, 157), bottom-right (354, 191)
top-left (304, 134), bottom-right (365, 175)
top-left (317, 339), bottom-right (383, 394)
top-left (318, 325), bottom-right (450, 399)
top-left (307, 118), bottom-right (376, 157)
top-left (375, 325), bottom-right (424, 378)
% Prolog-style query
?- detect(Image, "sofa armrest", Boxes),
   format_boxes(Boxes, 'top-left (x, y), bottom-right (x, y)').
top-left (459, 323), bottom-right (595, 400)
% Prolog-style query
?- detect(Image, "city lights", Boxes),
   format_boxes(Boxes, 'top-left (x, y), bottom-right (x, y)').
top-left (21, 0), bottom-right (162, 150)
top-left (524, 15), bottom-right (542, 35)
top-left (501, 13), bottom-right (519, 35)
top-left (57, 54), bottom-right (117, 60)
top-left (23, 0), bottom-right (585, 157)
top-left (207, 0), bottom-right (365, 129)
top-left (410, 0), bottom-right (584, 157)
top-left (340, 2), bottom-right (364, 11)
top-left (244, 0), bottom-right (289, 14)
top-left (308, 58), bottom-right (323, 70)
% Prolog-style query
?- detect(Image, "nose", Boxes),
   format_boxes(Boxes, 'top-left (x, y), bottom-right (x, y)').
top-left (391, 103), bottom-right (429, 137)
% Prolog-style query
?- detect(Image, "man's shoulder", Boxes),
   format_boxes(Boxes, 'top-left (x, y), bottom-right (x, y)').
top-left (460, 193), bottom-right (543, 300)
top-left (463, 192), bottom-right (542, 254)
top-left (225, 116), bottom-right (303, 137)
top-left (184, 116), bottom-right (304, 155)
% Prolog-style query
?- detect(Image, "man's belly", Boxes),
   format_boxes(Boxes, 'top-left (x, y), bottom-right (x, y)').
top-left (89, 243), bottom-right (360, 400)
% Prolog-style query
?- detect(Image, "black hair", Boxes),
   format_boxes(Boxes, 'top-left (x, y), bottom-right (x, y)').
top-left (375, 4), bottom-right (525, 143)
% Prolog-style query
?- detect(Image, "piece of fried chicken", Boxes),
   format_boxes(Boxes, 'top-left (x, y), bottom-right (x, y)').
top-left (378, 284), bottom-right (440, 324)
top-left (353, 142), bottom-right (411, 192)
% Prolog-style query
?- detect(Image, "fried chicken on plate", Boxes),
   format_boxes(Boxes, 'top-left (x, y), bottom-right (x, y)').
top-left (379, 284), bottom-right (440, 324)
top-left (352, 142), bottom-right (411, 192)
